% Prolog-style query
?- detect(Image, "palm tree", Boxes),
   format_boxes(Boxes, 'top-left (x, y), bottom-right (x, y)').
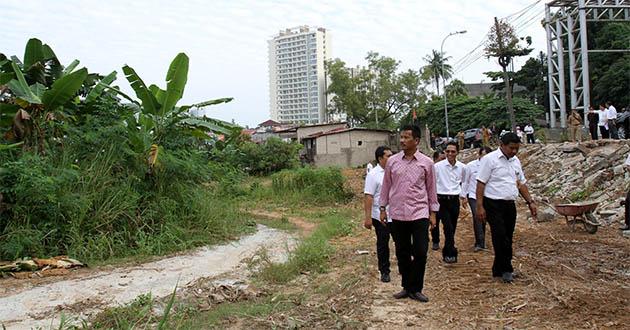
top-left (422, 49), bottom-right (453, 96)
top-left (445, 79), bottom-right (468, 98)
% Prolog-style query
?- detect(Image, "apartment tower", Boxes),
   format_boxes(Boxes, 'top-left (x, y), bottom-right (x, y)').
top-left (268, 26), bottom-right (331, 124)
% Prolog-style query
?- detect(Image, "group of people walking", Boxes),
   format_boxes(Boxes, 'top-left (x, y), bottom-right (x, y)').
top-left (364, 125), bottom-right (537, 302)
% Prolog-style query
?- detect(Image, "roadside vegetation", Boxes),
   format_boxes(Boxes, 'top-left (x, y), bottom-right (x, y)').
top-left (0, 39), bottom-right (301, 264)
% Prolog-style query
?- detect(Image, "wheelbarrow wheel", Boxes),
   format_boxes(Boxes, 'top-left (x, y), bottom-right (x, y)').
top-left (584, 213), bottom-right (599, 234)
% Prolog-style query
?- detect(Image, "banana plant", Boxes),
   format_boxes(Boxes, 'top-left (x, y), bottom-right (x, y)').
top-left (119, 52), bottom-right (239, 172)
top-left (1, 38), bottom-right (91, 152)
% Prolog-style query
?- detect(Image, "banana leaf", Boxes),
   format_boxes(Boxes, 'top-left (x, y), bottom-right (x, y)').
top-left (41, 67), bottom-right (88, 110)
top-left (0, 73), bottom-right (13, 85)
top-left (23, 38), bottom-right (45, 69)
top-left (161, 53), bottom-right (189, 116)
top-left (86, 71), bottom-right (117, 103)
top-left (62, 60), bottom-right (80, 75)
top-left (123, 65), bottom-right (160, 114)
top-left (29, 82), bottom-right (46, 97)
top-left (179, 117), bottom-right (236, 135)
top-left (177, 97), bottom-right (234, 113)
top-left (26, 62), bottom-right (46, 85)
top-left (8, 62), bottom-right (41, 104)
top-left (148, 84), bottom-right (166, 105)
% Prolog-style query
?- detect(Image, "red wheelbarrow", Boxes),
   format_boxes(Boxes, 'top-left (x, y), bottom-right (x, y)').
top-left (553, 201), bottom-right (600, 234)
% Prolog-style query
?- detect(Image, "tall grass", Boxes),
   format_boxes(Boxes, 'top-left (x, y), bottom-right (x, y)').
top-left (0, 144), bottom-right (253, 263)
top-left (268, 167), bottom-right (353, 205)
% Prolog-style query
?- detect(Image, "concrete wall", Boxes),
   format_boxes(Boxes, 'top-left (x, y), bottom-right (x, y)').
top-left (313, 130), bottom-right (392, 167)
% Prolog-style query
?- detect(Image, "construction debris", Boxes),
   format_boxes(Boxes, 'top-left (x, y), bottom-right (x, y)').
top-left (0, 256), bottom-right (84, 278)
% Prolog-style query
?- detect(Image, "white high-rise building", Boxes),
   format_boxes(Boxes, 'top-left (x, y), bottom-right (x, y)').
top-left (268, 26), bottom-right (331, 124)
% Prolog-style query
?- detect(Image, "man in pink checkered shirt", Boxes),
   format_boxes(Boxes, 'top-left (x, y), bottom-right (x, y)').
top-left (379, 125), bottom-right (439, 303)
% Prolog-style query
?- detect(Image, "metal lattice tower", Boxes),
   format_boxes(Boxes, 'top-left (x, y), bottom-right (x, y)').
top-left (544, 0), bottom-right (630, 128)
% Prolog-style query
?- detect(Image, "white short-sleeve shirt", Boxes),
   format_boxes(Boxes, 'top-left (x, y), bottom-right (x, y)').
top-left (463, 159), bottom-right (480, 199)
top-left (476, 149), bottom-right (526, 201)
top-left (434, 159), bottom-right (465, 197)
top-left (608, 105), bottom-right (617, 120)
top-left (364, 164), bottom-right (391, 222)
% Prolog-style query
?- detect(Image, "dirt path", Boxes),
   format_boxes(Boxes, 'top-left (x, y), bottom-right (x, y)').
top-left (0, 225), bottom-right (295, 330)
top-left (361, 207), bottom-right (630, 329)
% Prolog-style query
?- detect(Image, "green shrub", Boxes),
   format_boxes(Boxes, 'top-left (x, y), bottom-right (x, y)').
top-left (211, 137), bottom-right (302, 175)
top-left (270, 167), bottom-right (353, 205)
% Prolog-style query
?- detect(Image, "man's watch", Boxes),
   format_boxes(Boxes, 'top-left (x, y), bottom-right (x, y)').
top-left (379, 206), bottom-right (386, 211)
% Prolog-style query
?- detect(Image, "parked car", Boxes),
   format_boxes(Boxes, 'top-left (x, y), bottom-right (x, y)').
top-left (463, 128), bottom-right (482, 148)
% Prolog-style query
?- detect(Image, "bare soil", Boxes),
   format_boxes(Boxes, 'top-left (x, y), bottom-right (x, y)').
top-left (342, 167), bottom-right (630, 329)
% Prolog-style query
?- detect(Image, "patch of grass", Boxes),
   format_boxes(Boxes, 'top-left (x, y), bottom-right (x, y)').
top-left (569, 188), bottom-right (590, 202)
top-left (256, 209), bottom-right (355, 284)
top-left (545, 184), bottom-right (561, 196)
top-left (180, 295), bottom-right (297, 328)
top-left (90, 293), bottom-right (155, 329)
top-left (262, 167), bottom-right (353, 206)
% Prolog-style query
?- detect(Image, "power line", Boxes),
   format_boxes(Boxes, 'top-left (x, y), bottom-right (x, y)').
top-left (451, 1), bottom-right (545, 75)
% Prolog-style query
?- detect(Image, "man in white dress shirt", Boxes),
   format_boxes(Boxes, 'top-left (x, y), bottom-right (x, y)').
top-left (475, 133), bottom-right (538, 283)
top-left (364, 146), bottom-right (393, 282)
top-left (433, 141), bottom-right (466, 263)
top-left (607, 101), bottom-right (618, 139)
top-left (462, 146), bottom-right (493, 251)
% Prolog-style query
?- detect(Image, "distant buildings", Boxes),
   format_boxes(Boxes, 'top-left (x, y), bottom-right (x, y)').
top-left (268, 26), bottom-right (332, 125)
top-left (464, 82), bottom-right (526, 98)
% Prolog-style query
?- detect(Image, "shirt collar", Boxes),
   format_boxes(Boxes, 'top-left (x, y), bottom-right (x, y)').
top-left (375, 164), bottom-right (385, 172)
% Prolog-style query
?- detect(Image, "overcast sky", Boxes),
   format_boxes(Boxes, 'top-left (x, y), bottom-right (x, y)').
top-left (1, 0), bottom-right (547, 127)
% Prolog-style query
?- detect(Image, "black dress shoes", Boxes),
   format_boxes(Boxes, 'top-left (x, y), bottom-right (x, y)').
top-left (502, 272), bottom-right (514, 283)
top-left (380, 273), bottom-right (391, 283)
top-left (408, 291), bottom-right (429, 302)
top-left (392, 289), bottom-right (409, 299)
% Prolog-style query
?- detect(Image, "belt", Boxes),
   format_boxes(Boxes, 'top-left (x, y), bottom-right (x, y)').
top-left (438, 194), bottom-right (459, 200)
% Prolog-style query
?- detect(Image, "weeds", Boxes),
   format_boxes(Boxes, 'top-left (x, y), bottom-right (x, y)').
top-left (256, 209), bottom-right (355, 284)
top-left (266, 167), bottom-right (353, 205)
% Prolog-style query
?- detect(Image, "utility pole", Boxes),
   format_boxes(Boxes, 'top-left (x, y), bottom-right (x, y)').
top-left (494, 17), bottom-right (516, 133)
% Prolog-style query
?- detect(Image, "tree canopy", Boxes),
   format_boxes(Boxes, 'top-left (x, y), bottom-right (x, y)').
top-left (421, 50), bottom-right (452, 96)
top-left (326, 52), bottom-right (427, 129)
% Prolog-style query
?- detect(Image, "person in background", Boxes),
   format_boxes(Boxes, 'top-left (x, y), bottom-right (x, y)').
top-left (457, 131), bottom-right (465, 151)
top-left (363, 146), bottom-right (394, 282)
top-left (607, 101), bottom-right (618, 139)
top-left (516, 126), bottom-right (524, 143)
top-left (475, 133), bottom-right (537, 283)
top-left (366, 162), bottom-right (374, 174)
top-left (622, 153), bottom-right (630, 231)
top-left (524, 123), bottom-right (535, 144)
top-left (380, 125), bottom-right (439, 302)
top-left (597, 104), bottom-right (610, 139)
top-left (433, 150), bottom-right (446, 163)
top-left (462, 146), bottom-right (493, 251)
top-left (567, 108), bottom-right (582, 142)
top-left (587, 106), bottom-right (599, 140)
top-left (433, 141), bottom-right (466, 263)
top-left (482, 126), bottom-right (491, 147)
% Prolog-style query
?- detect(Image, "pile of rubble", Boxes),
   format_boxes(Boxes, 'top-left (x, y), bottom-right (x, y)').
top-left (518, 140), bottom-right (629, 226)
